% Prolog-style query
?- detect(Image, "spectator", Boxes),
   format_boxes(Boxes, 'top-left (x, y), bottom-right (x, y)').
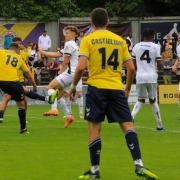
top-left (33, 59), bottom-right (44, 84)
top-left (48, 58), bottom-right (60, 80)
top-left (38, 30), bottom-right (51, 66)
top-left (162, 33), bottom-right (176, 57)
top-left (161, 46), bottom-right (173, 84)
top-left (76, 31), bottom-right (84, 46)
top-left (29, 43), bottom-right (39, 65)
top-left (4, 31), bottom-right (14, 49)
top-left (26, 42), bottom-right (33, 54)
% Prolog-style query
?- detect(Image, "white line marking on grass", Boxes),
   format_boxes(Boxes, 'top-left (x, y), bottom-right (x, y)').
top-left (5, 115), bottom-right (180, 134)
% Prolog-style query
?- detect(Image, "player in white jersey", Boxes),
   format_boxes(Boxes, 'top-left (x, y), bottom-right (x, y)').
top-left (131, 29), bottom-right (164, 131)
top-left (39, 26), bottom-right (80, 128)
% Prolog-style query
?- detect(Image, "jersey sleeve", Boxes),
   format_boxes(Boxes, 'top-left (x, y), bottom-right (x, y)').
top-left (123, 42), bottom-right (131, 62)
top-left (155, 45), bottom-right (161, 60)
top-left (79, 37), bottom-right (89, 57)
top-left (63, 42), bottom-right (74, 56)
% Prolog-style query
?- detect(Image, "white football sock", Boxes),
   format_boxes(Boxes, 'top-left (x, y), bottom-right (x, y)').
top-left (48, 89), bottom-right (55, 96)
top-left (77, 96), bottom-right (83, 116)
top-left (152, 102), bottom-right (163, 128)
top-left (131, 101), bottom-right (144, 119)
top-left (51, 98), bottom-right (58, 110)
top-left (65, 98), bottom-right (72, 114)
top-left (58, 98), bottom-right (71, 118)
top-left (134, 159), bottom-right (144, 167)
top-left (91, 165), bottom-right (99, 173)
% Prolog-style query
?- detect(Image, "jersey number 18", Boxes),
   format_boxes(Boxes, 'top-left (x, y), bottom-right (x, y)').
top-left (6, 55), bottom-right (18, 67)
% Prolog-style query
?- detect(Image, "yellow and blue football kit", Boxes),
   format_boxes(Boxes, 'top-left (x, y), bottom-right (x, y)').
top-left (79, 30), bottom-right (132, 123)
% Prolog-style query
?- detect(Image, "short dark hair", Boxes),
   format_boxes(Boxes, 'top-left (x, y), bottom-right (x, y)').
top-left (64, 26), bottom-right (78, 35)
top-left (13, 37), bottom-right (22, 42)
top-left (91, 8), bottom-right (108, 28)
top-left (9, 42), bottom-right (19, 49)
top-left (142, 29), bottom-right (155, 39)
top-left (43, 30), bottom-right (47, 33)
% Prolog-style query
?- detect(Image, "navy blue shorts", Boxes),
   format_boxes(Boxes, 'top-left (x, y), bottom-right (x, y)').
top-left (0, 81), bottom-right (25, 102)
top-left (85, 86), bottom-right (133, 123)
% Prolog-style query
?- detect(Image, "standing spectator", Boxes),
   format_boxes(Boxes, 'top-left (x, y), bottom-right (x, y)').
top-left (76, 31), bottom-right (84, 46)
top-left (4, 31), bottom-right (14, 49)
top-left (163, 33), bottom-right (176, 57)
top-left (38, 30), bottom-right (51, 66)
top-left (161, 46), bottom-right (173, 84)
top-left (29, 43), bottom-right (39, 65)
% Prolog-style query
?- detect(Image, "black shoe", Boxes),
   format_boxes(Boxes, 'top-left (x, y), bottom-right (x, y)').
top-left (78, 170), bottom-right (100, 179)
top-left (156, 127), bottom-right (165, 131)
top-left (0, 119), bottom-right (3, 123)
top-left (135, 165), bottom-right (158, 179)
top-left (20, 128), bottom-right (28, 134)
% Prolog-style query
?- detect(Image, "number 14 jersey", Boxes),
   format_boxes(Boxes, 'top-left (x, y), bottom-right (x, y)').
top-left (132, 42), bottom-right (161, 84)
top-left (79, 30), bottom-right (131, 90)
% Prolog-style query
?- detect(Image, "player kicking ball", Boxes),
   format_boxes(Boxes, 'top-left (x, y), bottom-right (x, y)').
top-left (131, 29), bottom-right (165, 131)
top-left (69, 8), bottom-right (158, 180)
top-left (39, 26), bottom-right (79, 128)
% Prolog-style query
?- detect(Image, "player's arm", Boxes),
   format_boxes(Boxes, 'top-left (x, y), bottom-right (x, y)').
top-left (39, 48), bottom-right (63, 58)
top-left (123, 42), bottom-right (135, 96)
top-left (72, 56), bottom-right (88, 87)
top-left (172, 58), bottom-right (179, 72)
top-left (21, 61), bottom-right (37, 91)
top-left (124, 59), bottom-right (135, 96)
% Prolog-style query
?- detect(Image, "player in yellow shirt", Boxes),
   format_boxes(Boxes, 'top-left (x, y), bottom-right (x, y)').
top-left (0, 43), bottom-right (35, 133)
top-left (69, 8), bottom-right (158, 179)
top-left (0, 37), bottom-right (58, 124)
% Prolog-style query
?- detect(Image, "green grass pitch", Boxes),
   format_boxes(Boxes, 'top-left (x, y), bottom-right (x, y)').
top-left (0, 104), bottom-right (179, 180)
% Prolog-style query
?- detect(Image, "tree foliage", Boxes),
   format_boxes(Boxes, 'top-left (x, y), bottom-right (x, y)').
top-left (0, 0), bottom-right (180, 21)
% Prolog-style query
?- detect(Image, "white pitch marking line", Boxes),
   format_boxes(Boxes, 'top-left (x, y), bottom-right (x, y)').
top-left (5, 114), bottom-right (180, 134)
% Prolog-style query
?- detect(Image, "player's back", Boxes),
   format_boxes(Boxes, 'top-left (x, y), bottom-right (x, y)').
top-left (132, 41), bottom-right (160, 84)
top-left (80, 30), bottom-right (130, 90)
top-left (0, 49), bottom-right (26, 81)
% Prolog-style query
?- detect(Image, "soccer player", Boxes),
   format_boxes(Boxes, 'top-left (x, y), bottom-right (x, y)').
top-left (131, 29), bottom-right (164, 131)
top-left (0, 37), bottom-right (56, 123)
top-left (40, 26), bottom-right (79, 128)
top-left (0, 43), bottom-right (35, 133)
top-left (69, 8), bottom-right (158, 180)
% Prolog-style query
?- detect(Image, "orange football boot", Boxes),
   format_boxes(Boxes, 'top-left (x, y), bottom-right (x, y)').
top-left (43, 108), bottom-right (59, 116)
top-left (64, 115), bottom-right (74, 128)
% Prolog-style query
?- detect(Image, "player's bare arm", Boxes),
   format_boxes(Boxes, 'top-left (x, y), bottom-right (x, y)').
top-left (24, 71), bottom-right (37, 92)
top-left (39, 48), bottom-right (63, 58)
top-left (124, 59), bottom-right (135, 96)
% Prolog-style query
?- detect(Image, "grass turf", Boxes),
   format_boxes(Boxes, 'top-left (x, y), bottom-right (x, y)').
top-left (0, 104), bottom-right (179, 180)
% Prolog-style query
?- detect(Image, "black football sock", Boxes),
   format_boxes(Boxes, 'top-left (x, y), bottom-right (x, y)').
top-left (89, 137), bottom-right (101, 169)
top-left (26, 90), bottom-right (45, 101)
top-left (125, 130), bottom-right (142, 161)
top-left (0, 110), bottom-right (5, 119)
top-left (18, 108), bottom-right (26, 130)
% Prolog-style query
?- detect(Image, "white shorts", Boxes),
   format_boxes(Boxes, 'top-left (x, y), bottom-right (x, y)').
top-left (55, 72), bottom-right (73, 90)
top-left (136, 83), bottom-right (157, 100)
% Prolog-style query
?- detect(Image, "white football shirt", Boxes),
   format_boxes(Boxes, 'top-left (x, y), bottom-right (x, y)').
top-left (63, 40), bottom-right (79, 74)
top-left (132, 42), bottom-right (161, 84)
